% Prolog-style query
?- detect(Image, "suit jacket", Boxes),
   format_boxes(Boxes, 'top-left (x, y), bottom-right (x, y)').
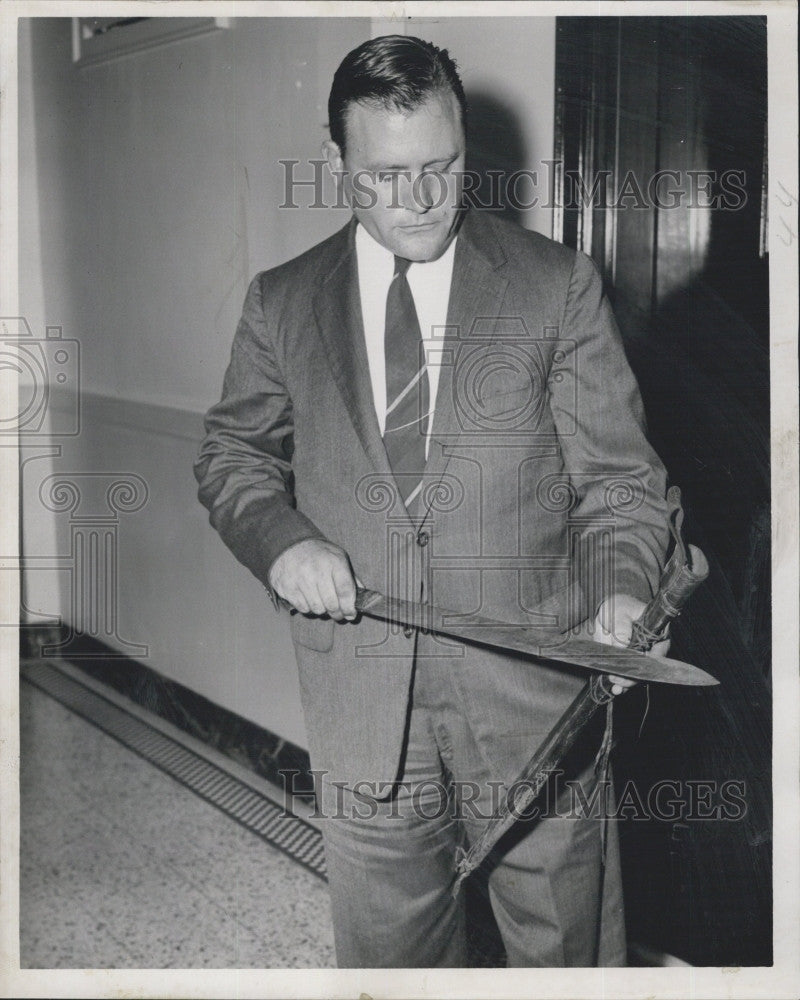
top-left (195, 210), bottom-right (669, 789)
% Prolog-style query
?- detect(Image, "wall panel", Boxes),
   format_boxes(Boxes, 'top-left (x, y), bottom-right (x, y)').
top-left (20, 15), bottom-right (556, 746)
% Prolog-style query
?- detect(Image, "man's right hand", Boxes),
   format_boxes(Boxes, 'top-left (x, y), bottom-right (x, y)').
top-left (268, 538), bottom-right (359, 621)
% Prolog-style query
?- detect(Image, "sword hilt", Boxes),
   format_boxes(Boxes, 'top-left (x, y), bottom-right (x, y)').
top-left (355, 586), bottom-right (382, 614)
top-left (629, 487), bottom-right (710, 652)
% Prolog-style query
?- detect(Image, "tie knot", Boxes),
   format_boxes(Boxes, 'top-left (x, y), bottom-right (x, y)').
top-left (393, 256), bottom-right (412, 278)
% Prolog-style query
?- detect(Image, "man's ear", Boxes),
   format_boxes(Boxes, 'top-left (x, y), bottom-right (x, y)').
top-left (322, 139), bottom-right (344, 177)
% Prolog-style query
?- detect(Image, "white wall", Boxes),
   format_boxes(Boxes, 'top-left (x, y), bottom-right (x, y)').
top-left (20, 15), bottom-right (556, 748)
top-left (375, 15), bottom-right (557, 237)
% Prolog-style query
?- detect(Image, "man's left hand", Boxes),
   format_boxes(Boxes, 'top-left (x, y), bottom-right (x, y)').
top-left (593, 592), bottom-right (670, 694)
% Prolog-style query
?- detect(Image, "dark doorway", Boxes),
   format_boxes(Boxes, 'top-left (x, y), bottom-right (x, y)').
top-left (555, 15), bottom-right (771, 966)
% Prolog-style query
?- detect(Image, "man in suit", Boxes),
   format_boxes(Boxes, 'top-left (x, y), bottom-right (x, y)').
top-left (195, 35), bottom-right (670, 968)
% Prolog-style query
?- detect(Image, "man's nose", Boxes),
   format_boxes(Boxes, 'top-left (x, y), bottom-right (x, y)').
top-left (402, 172), bottom-right (438, 214)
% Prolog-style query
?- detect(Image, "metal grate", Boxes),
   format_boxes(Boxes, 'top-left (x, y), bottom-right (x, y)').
top-left (21, 661), bottom-right (327, 880)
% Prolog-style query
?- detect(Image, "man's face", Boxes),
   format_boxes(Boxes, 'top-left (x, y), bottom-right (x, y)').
top-left (325, 88), bottom-right (466, 262)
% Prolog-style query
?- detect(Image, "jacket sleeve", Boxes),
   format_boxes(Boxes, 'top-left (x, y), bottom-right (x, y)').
top-left (193, 274), bottom-right (327, 591)
top-left (549, 250), bottom-right (670, 608)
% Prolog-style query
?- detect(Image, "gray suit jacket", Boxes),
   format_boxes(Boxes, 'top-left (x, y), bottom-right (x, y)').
top-left (195, 210), bottom-right (669, 787)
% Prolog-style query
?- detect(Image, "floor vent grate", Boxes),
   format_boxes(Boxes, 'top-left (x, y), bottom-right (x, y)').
top-left (21, 661), bottom-right (327, 881)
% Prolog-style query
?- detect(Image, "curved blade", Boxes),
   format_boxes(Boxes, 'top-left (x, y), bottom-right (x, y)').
top-left (355, 588), bottom-right (718, 687)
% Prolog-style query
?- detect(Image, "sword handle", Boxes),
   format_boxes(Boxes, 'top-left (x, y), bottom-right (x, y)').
top-left (629, 487), bottom-right (709, 651)
top-left (274, 586), bottom-right (378, 616)
top-left (355, 586), bottom-right (383, 614)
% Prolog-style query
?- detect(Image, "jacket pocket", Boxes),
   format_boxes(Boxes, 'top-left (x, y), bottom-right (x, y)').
top-left (289, 612), bottom-right (335, 652)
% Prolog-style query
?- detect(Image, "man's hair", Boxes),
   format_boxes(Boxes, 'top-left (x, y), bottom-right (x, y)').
top-left (328, 35), bottom-right (467, 155)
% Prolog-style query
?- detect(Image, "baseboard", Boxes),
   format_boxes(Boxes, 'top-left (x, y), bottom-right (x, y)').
top-left (19, 625), bottom-right (315, 802)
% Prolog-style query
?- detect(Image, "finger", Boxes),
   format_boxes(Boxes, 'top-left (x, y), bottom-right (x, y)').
top-left (650, 638), bottom-right (671, 659)
top-left (333, 563), bottom-right (357, 619)
top-left (612, 620), bottom-right (635, 648)
top-left (608, 673), bottom-right (636, 688)
top-left (595, 621), bottom-right (616, 647)
top-left (608, 674), bottom-right (637, 695)
top-left (286, 587), bottom-right (311, 616)
top-left (317, 572), bottom-right (344, 621)
top-left (609, 619), bottom-right (636, 648)
top-left (301, 578), bottom-right (327, 617)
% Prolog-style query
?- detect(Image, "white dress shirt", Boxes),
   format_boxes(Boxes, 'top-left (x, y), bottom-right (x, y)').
top-left (355, 222), bottom-right (457, 457)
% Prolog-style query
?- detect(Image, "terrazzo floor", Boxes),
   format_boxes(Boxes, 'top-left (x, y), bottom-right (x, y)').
top-left (19, 679), bottom-right (336, 968)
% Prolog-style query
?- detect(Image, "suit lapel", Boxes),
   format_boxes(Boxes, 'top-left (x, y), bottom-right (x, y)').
top-left (313, 221), bottom-right (393, 478)
top-left (312, 213), bottom-right (510, 531)
top-left (420, 212), bottom-right (510, 527)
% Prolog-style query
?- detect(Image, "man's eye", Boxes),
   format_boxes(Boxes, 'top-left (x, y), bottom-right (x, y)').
top-left (378, 173), bottom-right (396, 184)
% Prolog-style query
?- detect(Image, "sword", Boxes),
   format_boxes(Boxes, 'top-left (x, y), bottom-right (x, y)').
top-left (450, 486), bottom-right (711, 890)
top-left (353, 587), bottom-right (716, 688)
top-left (351, 487), bottom-right (713, 888)
top-left (278, 488), bottom-right (713, 883)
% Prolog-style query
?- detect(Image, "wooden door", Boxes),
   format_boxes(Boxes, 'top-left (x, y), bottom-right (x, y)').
top-left (555, 15), bottom-right (771, 966)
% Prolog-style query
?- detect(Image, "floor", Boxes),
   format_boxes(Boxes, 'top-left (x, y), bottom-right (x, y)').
top-left (19, 678), bottom-right (337, 969)
top-left (17, 665), bottom-right (692, 971)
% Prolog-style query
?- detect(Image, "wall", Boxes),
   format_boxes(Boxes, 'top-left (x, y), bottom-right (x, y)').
top-left (20, 15), bottom-right (556, 748)
top-left (379, 15), bottom-right (556, 237)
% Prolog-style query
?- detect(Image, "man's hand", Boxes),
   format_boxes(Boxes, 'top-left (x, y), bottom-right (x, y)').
top-left (269, 539), bottom-right (359, 621)
top-left (593, 592), bottom-right (670, 695)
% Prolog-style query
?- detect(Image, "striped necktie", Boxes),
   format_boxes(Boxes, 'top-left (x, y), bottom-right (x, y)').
top-left (383, 255), bottom-right (430, 510)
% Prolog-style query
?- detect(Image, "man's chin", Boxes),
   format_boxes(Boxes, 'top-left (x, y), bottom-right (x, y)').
top-left (392, 224), bottom-right (454, 262)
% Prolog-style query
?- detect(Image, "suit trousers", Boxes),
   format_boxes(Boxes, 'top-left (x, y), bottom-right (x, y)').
top-left (318, 645), bottom-right (627, 968)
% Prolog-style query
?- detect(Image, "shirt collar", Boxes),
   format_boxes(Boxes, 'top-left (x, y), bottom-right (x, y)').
top-left (355, 221), bottom-right (458, 276)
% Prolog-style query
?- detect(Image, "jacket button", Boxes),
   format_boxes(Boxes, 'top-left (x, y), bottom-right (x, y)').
top-left (417, 531), bottom-right (429, 547)
top-left (403, 626), bottom-right (414, 638)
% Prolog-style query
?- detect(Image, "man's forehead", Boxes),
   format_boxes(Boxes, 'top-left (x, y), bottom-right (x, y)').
top-left (343, 90), bottom-right (464, 161)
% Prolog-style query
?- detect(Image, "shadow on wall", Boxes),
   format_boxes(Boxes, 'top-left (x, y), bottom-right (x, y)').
top-left (464, 90), bottom-right (530, 227)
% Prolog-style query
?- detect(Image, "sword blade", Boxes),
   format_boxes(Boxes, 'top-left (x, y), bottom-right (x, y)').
top-left (355, 588), bottom-right (718, 687)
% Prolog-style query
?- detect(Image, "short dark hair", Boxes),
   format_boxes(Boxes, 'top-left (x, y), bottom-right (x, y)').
top-left (328, 35), bottom-right (467, 155)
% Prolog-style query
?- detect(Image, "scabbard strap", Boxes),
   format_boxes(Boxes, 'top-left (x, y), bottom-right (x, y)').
top-left (591, 677), bottom-right (616, 867)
